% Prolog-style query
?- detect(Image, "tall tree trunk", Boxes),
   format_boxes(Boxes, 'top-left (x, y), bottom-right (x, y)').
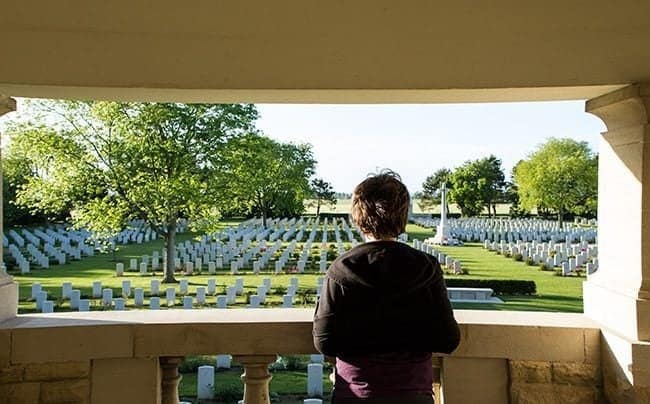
top-left (163, 220), bottom-right (177, 283)
top-left (557, 209), bottom-right (564, 228)
top-left (262, 209), bottom-right (267, 228)
top-left (492, 203), bottom-right (497, 217)
top-left (316, 199), bottom-right (321, 217)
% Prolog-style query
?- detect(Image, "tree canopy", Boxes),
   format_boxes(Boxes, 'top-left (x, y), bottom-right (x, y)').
top-left (513, 138), bottom-right (597, 225)
top-left (218, 133), bottom-right (315, 226)
top-left (4, 100), bottom-right (258, 282)
top-left (309, 178), bottom-right (337, 216)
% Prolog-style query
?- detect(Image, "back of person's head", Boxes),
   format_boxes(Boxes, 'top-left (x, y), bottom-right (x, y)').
top-left (351, 170), bottom-right (410, 240)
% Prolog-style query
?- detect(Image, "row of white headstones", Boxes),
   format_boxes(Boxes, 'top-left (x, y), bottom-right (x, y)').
top-left (188, 354), bottom-right (326, 402)
top-left (484, 239), bottom-right (598, 276)
top-left (411, 216), bottom-right (597, 245)
top-left (117, 217), bottom-right (360, 277)
top-left (1, 219), bottom-right (189, 274)
top-left (31, 275), bottom-right (326, 313)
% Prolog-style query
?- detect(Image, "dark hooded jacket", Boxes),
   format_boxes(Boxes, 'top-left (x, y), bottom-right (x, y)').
top-left (313, 240), bottom-right (460, 356)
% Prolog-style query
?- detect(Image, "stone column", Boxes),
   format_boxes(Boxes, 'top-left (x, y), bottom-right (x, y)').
top-left (585, 84), bottom-right (650, 402)
top-left (233, 355), bottom-right (276, 404)
top-left (0, 96), bottom-right (18, 322)
top-left (160, 356), bottom-right (183, 404)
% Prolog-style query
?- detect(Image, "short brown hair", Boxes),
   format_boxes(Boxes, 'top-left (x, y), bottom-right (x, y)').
top-left (351, 170), bottom-right (410, 239)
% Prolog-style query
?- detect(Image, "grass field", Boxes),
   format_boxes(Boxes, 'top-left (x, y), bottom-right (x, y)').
top-left (406, 223), bottom-right (584, 312)
top-left (10, 221), bottom-right (583, 313)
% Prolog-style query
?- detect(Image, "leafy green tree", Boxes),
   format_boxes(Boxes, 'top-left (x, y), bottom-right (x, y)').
top-left (309, 178), bottom-right (337, 216)
top-left (513, 138), bottom-right (598, 225)
top-left (7, 100), bottom-right (258, 282)
top-left (220, 133), bottom-right (315, 226)
top-left (448, 156), bottom-right (505, 217)
top-left (1, 141), bottom-right (49, 227)
top-left (420, 168), bottom-right (452, 212)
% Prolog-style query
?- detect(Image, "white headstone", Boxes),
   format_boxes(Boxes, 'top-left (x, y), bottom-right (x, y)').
top-left (183, 296), bottom-right (193, 309)
top-left (207, 279), bottom-right (216, 295)
top-left (307, 363), bottom-right (323, 397)
top-left (166, 288), bottom-right (176, 306)
top-left (196, 287), bottom-right (206, 305)
top-left (92, 281), bottom-right (102, 298)
top-left (282, 295), bottom-right (293, 308)
top-left (140, 262), bottom-right (148, 275)
top-left (122, 280), bottom-right (131, 297)
top-left (208, 262), bottom-right (216, 274)
top-left (249, 295), bottom-right (261, 308)
top-left (235, 278), bottom-right (244, 294)
top-left (129, 259), bottom-right (137, 270)
top-left (197, 365), bottom-right (215, 399)
top-left (31, 283), bottom-right (42, 299)
top-left (70, 289), bottom-right (81, 309)
top-left (62, 282), bottom-right (73, 299)
top-left (150, 279), bottom-right (160, 296)
top-left (134, 288), bottom-right (144, 306)
top-left (216, 355), bottom-right (231, 369)
top-left (114, 298), bottom-right (126, 311)
top-left (216, 295), bottom-right (227, 309)
top-left (116, 263), bottom-right (124, 276)
top-left (78, 299), bottom-right (90, 312)
top-left (42, 300), bottom-right (54, 313)
top-left (102, 289), bottom-right (113, 307)
top-left (179, 279), bottom-right (189, 295)
top-left (150, 297), bottom-right (161, 310)
top-left (36, 291), bottom-right (47, 310)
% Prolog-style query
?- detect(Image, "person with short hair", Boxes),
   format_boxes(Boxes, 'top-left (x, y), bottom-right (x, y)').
top-left (313, 170), bottom-right (460, 404)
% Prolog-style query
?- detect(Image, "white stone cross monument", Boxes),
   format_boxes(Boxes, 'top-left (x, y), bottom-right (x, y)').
top-left (426, 183), bottom-right (461, 246)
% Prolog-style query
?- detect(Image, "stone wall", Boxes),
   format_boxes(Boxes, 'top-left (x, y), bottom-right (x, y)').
top-left (0, 361), bottom-right (90, 404)
top-left (509, 360), bottom-right (603, 404)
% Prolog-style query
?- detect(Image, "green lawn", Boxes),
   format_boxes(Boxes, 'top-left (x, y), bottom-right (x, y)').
top-left (10, 221), bottom-right (583, 314)
top-left (405, 223), bottom-right (584, 312)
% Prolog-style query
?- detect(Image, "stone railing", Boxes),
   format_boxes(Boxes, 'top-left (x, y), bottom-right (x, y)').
top-left (0, 309), bottom-right (602, 403)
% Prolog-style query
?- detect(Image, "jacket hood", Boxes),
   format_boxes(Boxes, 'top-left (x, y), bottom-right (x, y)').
top-left (327, 240), bottom-right (436, 297)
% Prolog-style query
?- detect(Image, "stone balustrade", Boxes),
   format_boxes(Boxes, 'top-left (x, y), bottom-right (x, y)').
top-left (0, 309), bottom-right (603, 403)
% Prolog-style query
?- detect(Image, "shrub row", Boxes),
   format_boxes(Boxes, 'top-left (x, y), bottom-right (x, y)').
top-left (444, 278), bottom-right (536, 295)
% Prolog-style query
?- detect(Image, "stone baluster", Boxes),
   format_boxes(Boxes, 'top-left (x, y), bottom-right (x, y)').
top-left (160, 356), bottom-right (184, 404)
top-left (234, 355), bottom-right (276, 404)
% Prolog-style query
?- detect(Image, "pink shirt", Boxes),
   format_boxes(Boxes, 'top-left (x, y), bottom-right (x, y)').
top-left (334, 352), bottom-right (434, 399)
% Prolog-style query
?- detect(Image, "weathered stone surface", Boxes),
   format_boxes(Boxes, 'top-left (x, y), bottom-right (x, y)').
top-left (509, 360), bottom-right (553, 384)
top-left (552, 362), bottom-right (601, 386)
top-left (0, 365), bottom-right (25, 384)
top-left (0, 382), bottom-right (40, 404)
top-left (0, 330), bottom-right (10, 368)
top-left (40, 379), bottom-right (89, 403)
top-left (510, 382), bottom-right (600, 404)
top-left (24, 361), bottom-right (89, 381)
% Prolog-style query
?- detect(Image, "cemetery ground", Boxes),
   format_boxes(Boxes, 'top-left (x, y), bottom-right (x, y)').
top-left (8, 220), bottom-right (583, 402)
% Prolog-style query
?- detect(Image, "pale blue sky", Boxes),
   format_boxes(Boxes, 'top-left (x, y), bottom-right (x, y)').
top-left (256, 101), bottom-right (606, 193)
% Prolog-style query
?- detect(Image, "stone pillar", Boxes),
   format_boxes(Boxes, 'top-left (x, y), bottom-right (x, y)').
top-left (160, 356), bottom-right (183, 404)
top-left (233, 355), bottom-right (276, 404)
top-left (0, 96), bottom-right (18, 322)
top-left (585, 84), bottom-right (650, 402)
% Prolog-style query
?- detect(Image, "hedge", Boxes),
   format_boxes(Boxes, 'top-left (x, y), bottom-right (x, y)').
top-left (444, 278), bottom-right (536, 295)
